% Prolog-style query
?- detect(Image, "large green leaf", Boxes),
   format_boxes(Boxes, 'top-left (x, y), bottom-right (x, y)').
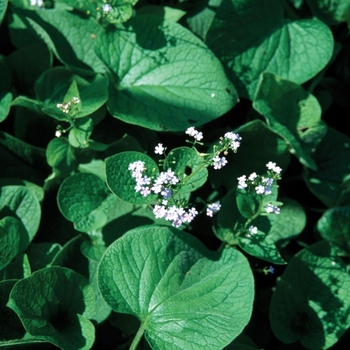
top-left (98, 226), bottom-right (254, 350)
top-left (57, 173), bottom-right (117, 232)
top-left (270, 241), bottom-right (350, 349)
top-left (95, 15), bottom-right (238, 131)
top-left (7, 266), bottom-right (95, 350)
top-left (0, 186), bottom-right (41, 250)
top-left (12, 8), bottom-right (104, 74)
top-left (253, 73), bottom-right (327, 170)
top-left (206, 0), bottom-right (334, 98)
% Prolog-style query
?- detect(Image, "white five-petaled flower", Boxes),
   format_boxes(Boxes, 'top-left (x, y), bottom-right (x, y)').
top-left (154, 143), bottom-right (164, 155)
top-left (212, 155), bottom-right (228, 169)
top-left (206, 201), bottom-right (221, 217)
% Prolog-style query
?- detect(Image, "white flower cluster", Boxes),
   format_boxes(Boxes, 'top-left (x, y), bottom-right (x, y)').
top-left (128, 160), bottom-right (198, 227)
top-left (185, 127), bottom-right (203, 141)
top-left (223, 132), bottom-right (242, 152)
top-left (30, 0), bottom-right (44, 7)
top-left (206, 201), bottom-right (221, 217)
top-left (102, 4), bottom-right (113, 13)
top-left (237, 162), bottom-right (282, 215)
top-left (247, 225), bottom-right (258, 237)
top-left (184, 127), bottom-right (242, 170)
top-left (56, 97), bottom-right (80, 114)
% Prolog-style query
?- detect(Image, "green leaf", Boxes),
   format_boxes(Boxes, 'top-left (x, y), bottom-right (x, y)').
top-left (137, 5), bottom-right (186, 23)
top-left (0, 186), bottom-right (41, 250)
top-left (163, 147), bottom-right (208, 194)
top-left (0, 0), bottom-right (7, 25)
top-left (0, 254), bottom-right (31, 281)
top-left (206, 0), bottom-right (334, 98)
top-left (260, 197), bottom-right (306, 248)
top-left (0, 61), bottom-right (12, 123)
top-left (214, 188), bottom-right (243, 244)
top-left (45, 137), bottom-right (77, 177)
top-left (57, 173), bottom-right (117, 232)
top-left (14, 8), bottom-right (105, 74)
top-left (303, 127), bottom-right (350, 207)
top-left (306, 0), bottom-right (350, 25)
top-left (0, 279), bottom-right (26, 341)
top-left (253, 73), bottom-right (327, 170)
top-left (96, 15), bottom-right (238, 131)
top-left (0, 131), bottom-right (49, 184)
top-left (34, 67), bottom-right (108, 121)
top-left (210, 120), bottom-right (290, 190)
top-left (98, 225), bottom-right (254, 350)
top-left (236, 189), bottom-right (261, 219)
top-left (317, 206), bottom-right (350, 256)
top-left (105, 151), bottom-right (159, 205)
top-left (50, 235), bottom-right (112, 324)
top-left (237, 230), bottom-right (286, 265)
top-left (0, 217), bottom-right (27, 271)
top-left (7, 266), bottom-right (95, 350)
top-left (270, 241), bottom-right (350, 349)
top-left (68, 117), bottom-right (93, 148)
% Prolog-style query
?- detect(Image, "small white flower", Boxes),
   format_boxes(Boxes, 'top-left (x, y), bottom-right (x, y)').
top-left (206, 201), bottom-right (221, 217)
top-left (140, 187), bottom-right (151, 197)
top-left (266, 161), bottom-right (282, 174)
top-left (185, 127), bottom-right (203, 141)
top-left (102, 4), bottom-right (113, 13)
top-left (249, 226), bottom-right (258, 235)
top-left (212, 155), bottom-right (228, 169)
top-left (154, 143), bottom-right (164, 155)
top-left (237, 175), bottom-right (248, 189)
top-left (55, 130), bottom-right (62, 137)
top-left (248, 172), bottom-right (258, 181)
top-left (153, 205), bottom-right (167, 219)
top-left (255, 185), bottom-right (265, 194)
top-left (265, 204), bottom-right (280, 214)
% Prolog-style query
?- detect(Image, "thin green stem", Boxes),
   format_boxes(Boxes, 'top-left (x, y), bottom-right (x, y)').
top-left (129, 323), bottom-right (145, 350)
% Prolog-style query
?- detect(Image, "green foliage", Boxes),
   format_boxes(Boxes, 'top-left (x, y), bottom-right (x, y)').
top-left (270, 241), bottom-right (350, 349)
top-left (206, 0), bottom-right (334, 98)
top-left (1, 0), bottom-right (350, 348)
top-left (7, 266), bottom-right (95, 349)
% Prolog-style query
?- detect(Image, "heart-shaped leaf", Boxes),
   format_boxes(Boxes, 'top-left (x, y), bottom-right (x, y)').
top-left (98, 225), bottom-right (254, 350)
top-left (95, 15), bottom-right (238, 131)
top-left (206, 0), bottom-right (334, 98)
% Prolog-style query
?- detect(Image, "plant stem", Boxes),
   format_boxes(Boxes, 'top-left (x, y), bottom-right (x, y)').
top-left (129, 324), bottom-right (145, 350)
